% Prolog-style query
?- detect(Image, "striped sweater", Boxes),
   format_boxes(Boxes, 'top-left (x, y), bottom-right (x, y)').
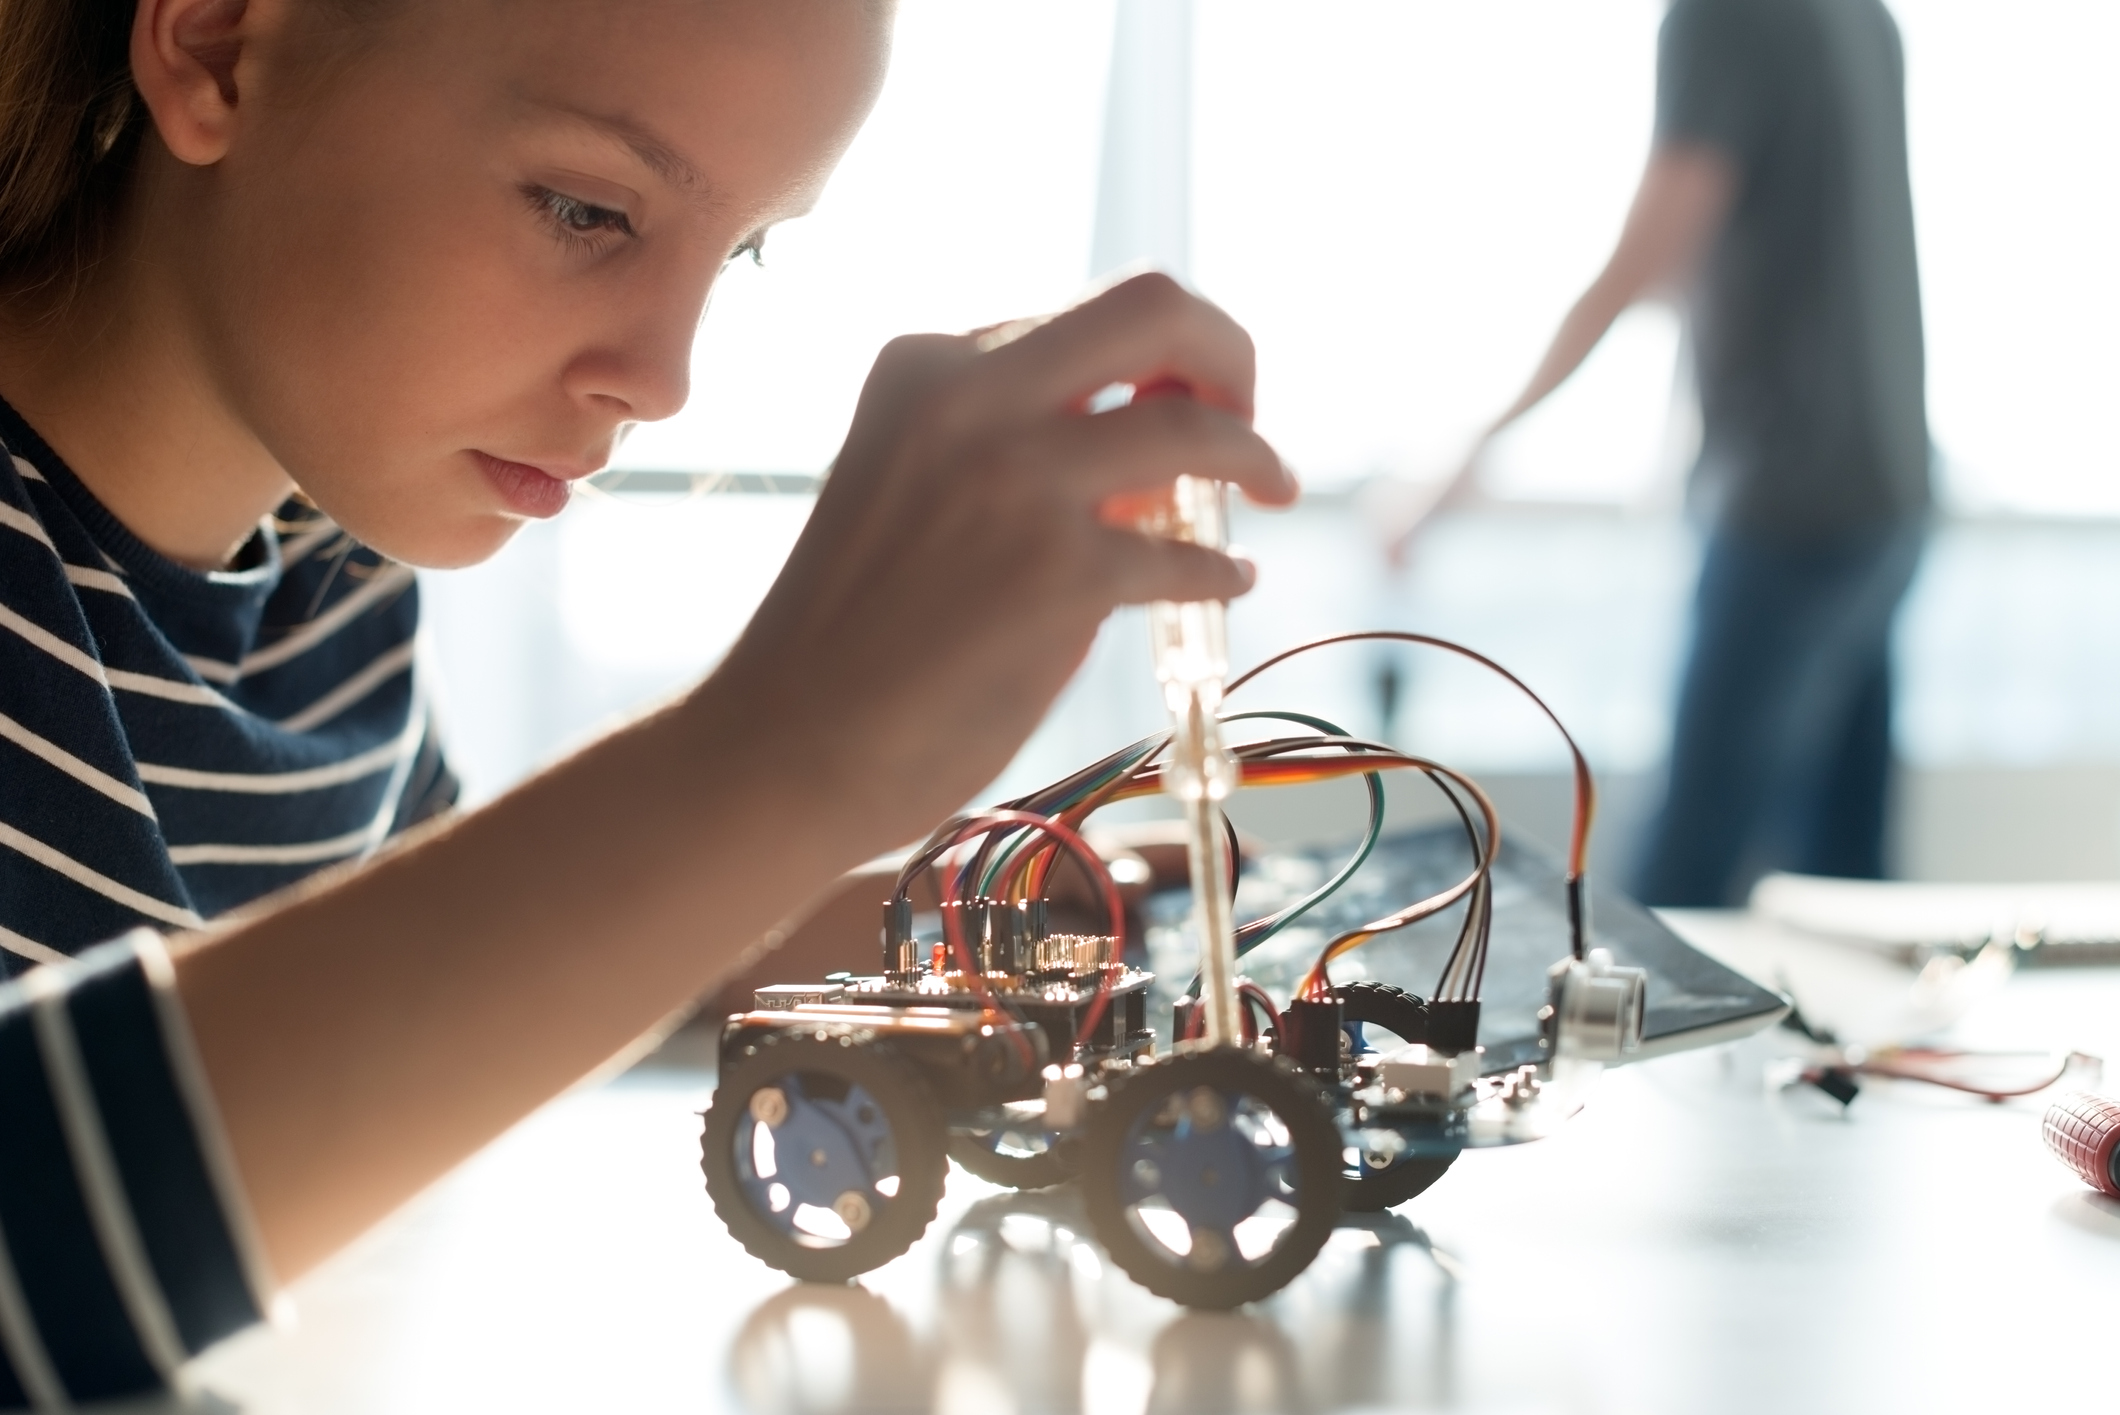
top-left (0, 933), bottom-right (274, 1406)
top-left (0, 396), bottom-right (455, 968)
top-left (0, 397), bottom-right (457, 1403)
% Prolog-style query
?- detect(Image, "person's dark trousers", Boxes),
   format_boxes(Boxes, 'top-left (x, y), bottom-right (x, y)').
top-left (1632, 518), bottom-right (1928, 908)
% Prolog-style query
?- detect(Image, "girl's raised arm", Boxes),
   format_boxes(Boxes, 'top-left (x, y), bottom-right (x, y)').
top-left (173, 273), bottom-right (1296, 1284)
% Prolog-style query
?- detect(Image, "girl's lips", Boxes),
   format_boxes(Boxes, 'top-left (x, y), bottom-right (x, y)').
top-left (473, 450), bottom-right (579, 519)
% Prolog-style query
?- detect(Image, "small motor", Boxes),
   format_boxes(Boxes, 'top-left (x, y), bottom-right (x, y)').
top-left (1541, 948), bottom-right (1647, 1060)
top-left (2043, 1091), bottom-right (2120, 1199)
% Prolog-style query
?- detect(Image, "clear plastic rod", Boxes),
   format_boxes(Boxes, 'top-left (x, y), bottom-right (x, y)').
top-left (1145, 473), bottom-right (1241, 1047)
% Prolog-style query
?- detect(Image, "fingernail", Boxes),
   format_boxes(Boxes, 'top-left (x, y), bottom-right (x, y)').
top-left (1233, 554), bottom-right (1258, 590)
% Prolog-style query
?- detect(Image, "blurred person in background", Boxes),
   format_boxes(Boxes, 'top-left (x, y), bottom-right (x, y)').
top-left (1394, 0), bottom-right (1929, 906)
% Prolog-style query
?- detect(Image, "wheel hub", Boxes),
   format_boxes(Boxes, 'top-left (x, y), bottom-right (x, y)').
top-left (734, 1074), bottom-right (898, 1242)
top-left (1119, 1085), bottom-right (1297, 1257)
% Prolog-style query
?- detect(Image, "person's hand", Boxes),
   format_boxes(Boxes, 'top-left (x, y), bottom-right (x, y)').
top-left (705, 273), bottom-right (1298, 852)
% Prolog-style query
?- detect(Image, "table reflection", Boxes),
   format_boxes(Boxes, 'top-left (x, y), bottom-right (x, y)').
top-left (724, 1189), bottom-right (1458, 1414)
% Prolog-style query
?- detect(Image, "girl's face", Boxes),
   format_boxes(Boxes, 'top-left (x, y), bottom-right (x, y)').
top-left (179, 0), bottom-right (889, 567)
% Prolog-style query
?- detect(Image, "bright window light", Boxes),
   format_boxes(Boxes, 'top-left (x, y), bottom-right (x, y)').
top-left (426, 0), bottom-right (2120, 809)
top-left (557, 494), bottom-right (813, 673)
top-left (1897, 0), bottom-right (2120, 515)
top-left (1193, 0), bottom-right (1670, 495)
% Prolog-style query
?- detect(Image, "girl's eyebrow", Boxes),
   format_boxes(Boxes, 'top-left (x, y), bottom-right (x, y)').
top-left (526, 98), bottom-right (712, 199)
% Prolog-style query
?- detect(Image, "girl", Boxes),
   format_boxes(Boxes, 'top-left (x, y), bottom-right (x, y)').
top-left (0, 0), bottom-right (1293, 1401)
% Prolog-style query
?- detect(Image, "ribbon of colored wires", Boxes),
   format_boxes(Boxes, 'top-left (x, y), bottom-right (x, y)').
top-left (979, 734), bottom-right (1168, 904)
top-left (930, 809), bottom-right (1128, 1060)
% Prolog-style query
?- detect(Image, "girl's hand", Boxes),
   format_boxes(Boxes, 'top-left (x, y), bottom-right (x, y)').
top-left (711, 273), bottom-right (1297, 847)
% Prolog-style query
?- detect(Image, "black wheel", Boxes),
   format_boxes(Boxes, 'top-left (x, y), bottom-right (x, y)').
top-left (703, 1027), bottom-right (947, 1283)
top-left (948, 1103), bottom-right (1079, 1189)
top-left (1341, 1137), bottom-right (1456, 1212)
top-left (1335, 983), bottom-right (1457, 1212)
top-left (1336, 981), bottom-right (1429, 1051)
top-left (1082, 1049), bottom-right (1341, 1309)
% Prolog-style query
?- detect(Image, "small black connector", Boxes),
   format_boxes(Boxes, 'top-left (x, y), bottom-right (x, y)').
top-left (1281, 996), bottom-right (1345, 1074)
top-left (881, 898), bottom-right (916, 978)
top-left (1426, 1000), bottom-right (1481, 1056)
top-left (985, 899), bottom-right (1026, 974)
top-left (937, 898), bottom-right (982, 970)
top-left (1806, 1067), bottom-right (1861, 1107)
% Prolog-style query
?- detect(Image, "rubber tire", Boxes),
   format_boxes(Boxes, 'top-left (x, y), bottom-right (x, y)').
top-left (947, 1126), bottom-right (1080, 1190)
top-left (703, 1027), bottom-right (947, 1283)
top-left (1333, 982), bottom-right (1458, 1211)
top-left (1334, 981), bottom-right (1429, 1048)
top-left (1082, 1049), bottom-right (1342, 1310)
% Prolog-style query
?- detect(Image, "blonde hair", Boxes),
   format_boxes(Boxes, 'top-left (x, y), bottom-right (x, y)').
top-left (0, 0), bottom-right (147, 302)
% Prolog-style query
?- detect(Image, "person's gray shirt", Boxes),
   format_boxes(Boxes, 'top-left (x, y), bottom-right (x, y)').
top-left (1658, 0), bottom-right (1929, 539)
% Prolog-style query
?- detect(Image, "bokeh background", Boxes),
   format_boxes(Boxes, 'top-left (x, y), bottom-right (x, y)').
top-left (421, 0), bottom-right (2120, 884)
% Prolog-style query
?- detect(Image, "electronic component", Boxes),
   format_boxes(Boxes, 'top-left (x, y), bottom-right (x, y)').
top-left (751, 984), bottom-right (843, 1011)
top-left (1374, 1042), bottom-right (1482, 1100)
top-left (1542, 948), bottom-right (1648, 1060)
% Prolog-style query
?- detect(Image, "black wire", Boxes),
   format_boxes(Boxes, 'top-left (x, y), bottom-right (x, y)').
top-left (1413, 768), bottom-right (1487, 1003)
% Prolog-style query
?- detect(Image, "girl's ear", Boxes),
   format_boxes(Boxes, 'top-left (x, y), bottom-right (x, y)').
top-left (130, 0), bottom-right (285, 166)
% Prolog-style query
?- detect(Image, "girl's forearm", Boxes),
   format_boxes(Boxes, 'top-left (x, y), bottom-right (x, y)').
top-left (170, 672), bottom-right (868, 1282)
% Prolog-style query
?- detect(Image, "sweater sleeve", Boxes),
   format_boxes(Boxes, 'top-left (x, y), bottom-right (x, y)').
top-left (0, 929), bottom-right (274, 1407)
top-left (1656, 0), bottom-right (1771, 161)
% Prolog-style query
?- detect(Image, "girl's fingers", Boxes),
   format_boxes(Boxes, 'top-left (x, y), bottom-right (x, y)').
top-left (1025, 396), bottom-right (1295, 509)
top-left (1093, 526), bottom-right (1258, 607)
top-left (827, 331), bottom-right (980, 487)
top-left (958, 273), bottom-right (1258, 424)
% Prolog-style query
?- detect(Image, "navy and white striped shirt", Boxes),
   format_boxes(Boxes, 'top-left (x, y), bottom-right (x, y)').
top-left (0, 932), bottom-right (275, 1407)
top-left (0, 398), bottom-right (457, 1401)
top-left (0, 395), bottom-right (455, 967)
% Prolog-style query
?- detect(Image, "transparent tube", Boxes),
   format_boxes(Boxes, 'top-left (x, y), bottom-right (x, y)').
top-left (1142, 475), bottom-right (1241, 1047)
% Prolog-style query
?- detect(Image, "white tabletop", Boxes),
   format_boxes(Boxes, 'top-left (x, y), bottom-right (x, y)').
top-left (159, 913), bottom-right (2120, 1414)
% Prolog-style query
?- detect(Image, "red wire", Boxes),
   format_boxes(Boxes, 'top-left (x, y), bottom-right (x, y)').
top-left (1834, 1049), bottom-right (2091, 1102)
top-left (1236, 980), bottom-right (1284, 1044)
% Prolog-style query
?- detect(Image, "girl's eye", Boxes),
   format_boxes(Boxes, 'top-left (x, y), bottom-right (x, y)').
top-left (729, 230), bottom-right (767, 267)
top-left (527, 186), bottom-right (636, 246)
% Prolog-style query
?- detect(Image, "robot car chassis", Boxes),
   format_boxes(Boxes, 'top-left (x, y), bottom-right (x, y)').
top-left (700, 632), bottom-right (1648, 1310)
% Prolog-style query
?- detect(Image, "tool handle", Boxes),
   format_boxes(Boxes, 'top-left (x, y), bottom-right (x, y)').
top-left (2043, 1091), bottom-right (2120, 1199)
